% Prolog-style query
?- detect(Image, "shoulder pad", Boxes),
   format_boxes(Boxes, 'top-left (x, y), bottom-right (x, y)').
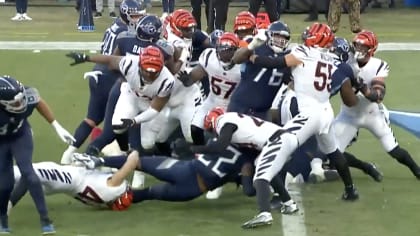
top-left (156, 39), bottom-right (175, 56)
top-left (25, 87), bottom-right (40, 105)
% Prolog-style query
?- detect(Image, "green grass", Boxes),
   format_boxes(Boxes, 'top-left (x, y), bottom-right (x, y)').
top-left (1, 6), bottom-right (420, 236)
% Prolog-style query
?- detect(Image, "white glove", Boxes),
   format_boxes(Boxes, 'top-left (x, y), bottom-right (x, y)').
top-left (247, 29), bottom-right (267, 50)
top-left (83, 71), bottom-right (103, 83)
top-left (52, 120), bottom-right (76, 145)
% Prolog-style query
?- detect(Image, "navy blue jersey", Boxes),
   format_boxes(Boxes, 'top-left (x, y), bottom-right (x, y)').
top-left (191, 30), bottom-right (210, 65)
top-left (115, 34), bottom-right (172, 61)
top-left (330, 62), bottom-right (356, 96)
top-left (229, 45), bottom-right (292, 112)
top-left (0, 87), bottom-right (39, 139)
top-left (192, 145), bottom-right (255, 190)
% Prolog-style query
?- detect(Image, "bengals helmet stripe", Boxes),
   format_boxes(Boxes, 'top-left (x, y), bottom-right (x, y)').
top-left (353, 30), bottom-right (378, 57)
top-left (218, 32), bottom-right (240, 48)
top-left (139, 46), bottom-right (164, 73)
top-left (234, 11), bottom-right (256, 32)
top-left (169, 9), bottom-right (197, 38)
top-left (204, 107), bottom-right (225, 131)
top-left (303, 23), bottom-right (334, 48)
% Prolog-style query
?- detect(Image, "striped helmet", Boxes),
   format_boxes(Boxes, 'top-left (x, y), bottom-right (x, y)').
top-left (302, 23), bottom-right (334, 48)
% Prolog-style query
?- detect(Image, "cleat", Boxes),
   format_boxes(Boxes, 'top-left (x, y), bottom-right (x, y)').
top-left (131, 171), bottom-right (145, 189)
top-left (308, 170), bottom-right (325, 184)
top-left (0, 216), bottom-right (10, 234)
top-left (0, 227), bottom-right (10, 234)
top-left (41, 224), bottom-right (56, 235)
top-left (11, 13), bottom-right (23, 21)
top-left (21, 13), bottom-right (32, 21)
top-left (72, 153), bottom-right (104, 169)
top-left (365, 163), bottom-right (383, 182)
top-left (242, 212), bottom-right (273, 229)
top-left (342, 186), bottom-right (359, 201)
top-left (280, 202), bottom-right (299, 215)
top-left (206, 187), bottom-right (223, 200)
top-left (270, 195), bottom-right (283, 210)
top-left (324, 169), bottom-right (340, 182)
top-left (94, 12), bottom-right (102, 18)
top-left (109, 12), bottom-right (117, 18)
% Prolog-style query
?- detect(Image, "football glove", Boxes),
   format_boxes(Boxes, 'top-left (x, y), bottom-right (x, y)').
top-left (51, 120), bottom-right (76, 145)
top-left (83, 71), bottom-right (103, 83)
top-left (177, 71), bottom-right (193, 87)
top-left (66, 52), bottom-right (90, 66)
top-left (114, 118), bottom-right (136, 130)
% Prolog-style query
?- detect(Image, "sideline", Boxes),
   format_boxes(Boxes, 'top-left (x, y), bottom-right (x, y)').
top-left (1, 42), bottom-right (420, 51)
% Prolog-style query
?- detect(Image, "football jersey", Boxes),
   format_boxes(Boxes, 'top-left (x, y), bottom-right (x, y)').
top-left (165, 25), bottom-right (193, 69)
top-left (214, 112), bottom-right (282, 150)
top-left (291, 45), bottom-right (339, 110)
top-left (13, 162), bottom-right (127, 206)
top-left (199, 48), bottom-right (241, 107)
top-left (119, 54), bottom-right (175, 101)
top-left (100, 18), bottom-right (128, 55)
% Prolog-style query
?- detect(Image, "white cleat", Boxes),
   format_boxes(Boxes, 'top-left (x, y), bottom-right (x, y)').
top-left (205, 187), bottom-right (223, 200)
top-left (242, 212), bottom-right (273, 229)
top-left (131, 171), bottom-right (145, 189)
top-left (21, 13), bottom-right (32, 21)
top-left (11, 13), bottom-right (23, 21)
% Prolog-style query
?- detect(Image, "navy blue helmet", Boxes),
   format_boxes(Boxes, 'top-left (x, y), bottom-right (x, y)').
top-left (0, 75), bottom-right (27, 113)
top-left (266, 21), bottom-right (291, 53)
top-left (136, 15), bottom-right (163, 42)
top-left (119, 0), bottom-right (146, 25)
top-left (209, 29), bottom-right (224, 47)
top-left (331, 37), bottom-right (351, 62)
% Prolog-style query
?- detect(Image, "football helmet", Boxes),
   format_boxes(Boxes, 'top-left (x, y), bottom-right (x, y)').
top-left (136, 15), bottom-right (162, 42)
top-left (119, 0), bottom-right (146, 25)
top-left (233, 11), bottom-right (257, 39)
top-left (0, 75), bottom-right (27, 114)
top-left (138, 46), bottom-right (164, 84)
top-left (330, 37), bottom-right (351, 62)
top-left (169, 9), bottom-right (197, 39)
top-left (302, 23), bottom-right (334, 48)
top-left (352, 30), bottom-right (378, 61)
top-left (266, 21), bottom-right (290, 53)
top-left (110, 189), bottom-right (133, 211)
top-left (203, 107), bottom-right (225, 131)
top-left (216, 32), bottom-right (240, 70)
top-left (209, 29), bottom-right (224, 47)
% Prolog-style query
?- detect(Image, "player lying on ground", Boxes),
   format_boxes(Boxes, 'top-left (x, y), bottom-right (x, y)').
top-left (73, 143), bottom-right (258, 202)
top-left (8, 161), bottom-right (133, 213)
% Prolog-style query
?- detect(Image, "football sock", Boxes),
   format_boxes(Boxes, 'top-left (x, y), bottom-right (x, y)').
top-left (155, 142), bottom-right (172, 156)
top-left (389, 146), bottom-right (420, 174)
top-left (191, 125), bottom-right (205, 145)
top-left (132, 188), bottom-right (150, 203)
top-left (241, 176), bottom-right (256, 196)
top-left (343, 152), bottom-right (371, 173)
top-left (254, 179), bottom-right (271, 213)
top-left (270, 174), bottom-right (291, 203)
top-left (328, 149), bottom-right (353, 187)
top-left (103, 156), bottom-right (128, 169)
top-left (115, 133), bottom-right (129, 152)
top-left (73, 121), bottom-right (94, 148)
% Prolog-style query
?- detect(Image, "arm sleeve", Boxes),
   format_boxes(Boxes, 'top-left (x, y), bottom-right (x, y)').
top-left (134, 107), bottom-right (160, 124)
top-left (190, 123), bottom-right (238, 154)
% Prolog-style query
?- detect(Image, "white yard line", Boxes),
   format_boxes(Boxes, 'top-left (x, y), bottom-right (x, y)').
top-left (282, 188), bottom-right (307, 236)
top-left (1, 42), bottom-right (420, 51)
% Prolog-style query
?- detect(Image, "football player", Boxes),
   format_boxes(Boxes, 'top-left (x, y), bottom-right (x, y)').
top-left (72, 143), bottom-right (257, 203)
top-left (242, 23), bottom-right (359, 229)
top-left (60, 0), bottom-right (147, 165)
top-left (8, 161), bottom-right (132, 212)
top-left (229, 21), bottom-right (292, 120)
top-left (333, 30), bottom-right (420, 179)
top-left (0, 76), bottom-right (75, 234)
top-left (233, 11), bottom-right (257, 47)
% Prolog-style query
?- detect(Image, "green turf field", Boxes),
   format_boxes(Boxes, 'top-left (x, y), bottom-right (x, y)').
top-left (1, 5), bottom-right (420, 236)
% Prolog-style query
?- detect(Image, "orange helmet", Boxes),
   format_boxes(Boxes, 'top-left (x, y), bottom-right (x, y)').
top-left (302, 23), bottom-right (334, 48)
top-left (139, 46), bottom-right (164, 83)
top-left (353, 30), bottom-right (378, 61)
top-left (216, 32), bottom-right (240, 68)
top-left (169, 9), bottom-right (196, 39)
top-left (233, 11), bottom-right (256, 36)
top-left (110, 190), bottom-right (133, 211)
top-left (204, 107), bottom-right (225, 131)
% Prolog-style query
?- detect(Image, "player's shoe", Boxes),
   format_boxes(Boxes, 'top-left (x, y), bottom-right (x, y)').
top-left (0, 226), bottom-right (10, 234)
top-left (41, 224), bottom-right (56, 235)
top-left (365, 163), bottom-right (383, 182)
top-left (342, 185), bottom-right (359, 201)
top-left (280, 201), bottom-right (299, 215)
top-left (11, 13), bottom-right (23, 21)
top-left (131, 171), bottom-right (145, 189)
top-left (21, 13), bottom-right (32, 21)
top-left (72, 153), bottom-right (104, 169)
top-left (270, 195), bottom-right (283, 210)
top-left (0, 216), bottom-right (10, 234)
top-left (241, 212), bottom-right (273, 229)
top-left (205, 187), bottom-right (223, 200)
top-left (308, 169), bottom-right (340, 183)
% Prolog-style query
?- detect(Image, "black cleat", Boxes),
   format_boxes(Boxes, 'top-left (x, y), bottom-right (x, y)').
top-left (270, 195), bottom-right (283, 210)
top-left (365, 163), bottom-right (383, 182)
top-left (342, 186), bottom-right (359, 201)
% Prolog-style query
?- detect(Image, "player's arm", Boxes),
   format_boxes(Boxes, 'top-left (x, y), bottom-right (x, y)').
top-left (190, 123), bottom-right (238, 154)
top-left (107, 151), bottom-right (140, 187)
top-left (340, 80), bottom-right (359, 107)
top-left (360, 77), bottom-right (386, 103)
top-left (35, 95), bottom-right (76, 145)
top-left (231, 47), bottom-right (254, 64)
top-left (66, 52), bottom-right (123, 71)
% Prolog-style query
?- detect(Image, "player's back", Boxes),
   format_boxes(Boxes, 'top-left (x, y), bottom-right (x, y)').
top-left (291, 45), bottom-right (339, 110)
top-left (215, 112), bottom-right (282, 150)
top-left (192, 145), bottom-right (256, 190)
top-left (100, 18), bottom-right (128, 55)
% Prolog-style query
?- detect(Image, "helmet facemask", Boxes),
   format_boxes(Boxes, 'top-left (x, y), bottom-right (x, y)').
top-left (0, 90), bottom-right (27, 114)
top-left (268, 32), bottom-right (290, 53)
top-left (216, 45), bottom-right (237, 70)
top-left (353, 42), bottom-right (372, 62)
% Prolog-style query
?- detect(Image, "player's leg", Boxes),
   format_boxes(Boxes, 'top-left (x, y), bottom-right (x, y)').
top-left (12, 127), bottom-right (55, 233)
top-left (86, 80), bottom-right (122, 155)
top-left (0, 143), bottom-right (14, 232)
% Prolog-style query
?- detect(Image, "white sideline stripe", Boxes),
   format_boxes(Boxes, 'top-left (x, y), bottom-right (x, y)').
top-left (282, 187), bottom-right (307, 236)
top-left (1, 41), bottom-right (420, 51)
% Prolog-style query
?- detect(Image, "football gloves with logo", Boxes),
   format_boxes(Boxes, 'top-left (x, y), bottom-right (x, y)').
top-left (66, 52), bottom-right (90, 66)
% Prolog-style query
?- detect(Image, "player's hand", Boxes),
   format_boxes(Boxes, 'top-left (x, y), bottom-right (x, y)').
top-left (119, 118), bottom-right (136, 129)
top-left (247, 29), bottom-right (267, 50)
top-left (83, 71), bottom-right (103, 83)
top-left (177, 71), bottom-right (192, 87)
top-left (52, 121), bottom-right (76, 145)
top-left (66, 52), bottom-right (90, 66)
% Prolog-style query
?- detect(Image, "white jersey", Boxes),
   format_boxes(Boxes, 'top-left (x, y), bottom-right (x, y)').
top-left (291, 45), bottom-right (339, 110)
top-left (214, 112), bottom-right (282, 150)
top-left (14, 162), bottom-right (128, 206)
